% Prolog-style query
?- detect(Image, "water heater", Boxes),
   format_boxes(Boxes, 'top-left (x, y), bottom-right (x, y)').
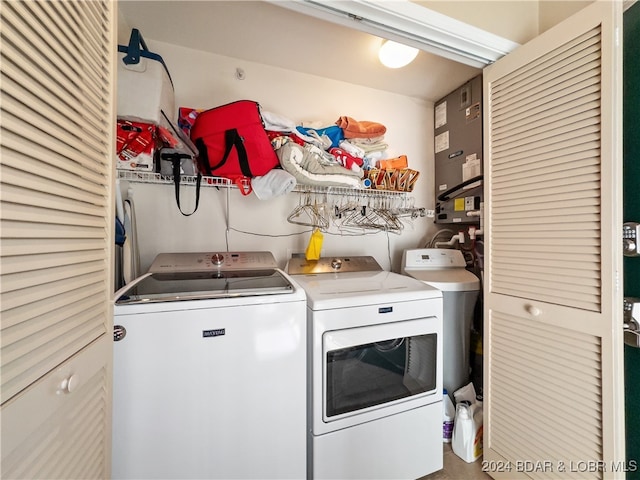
top-left (434, 74), bottom-right (483, 224)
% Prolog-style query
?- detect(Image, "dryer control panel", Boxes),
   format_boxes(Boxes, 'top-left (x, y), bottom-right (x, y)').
top-left (287, 256), bottom-right (382, 275)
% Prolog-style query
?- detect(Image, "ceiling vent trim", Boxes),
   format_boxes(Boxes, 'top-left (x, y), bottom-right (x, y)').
top-left (269, 0), bottom-right (520, 68)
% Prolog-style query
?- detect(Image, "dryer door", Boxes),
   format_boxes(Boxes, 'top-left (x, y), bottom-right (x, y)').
top-left (321, 317), bottom-right (440, 429)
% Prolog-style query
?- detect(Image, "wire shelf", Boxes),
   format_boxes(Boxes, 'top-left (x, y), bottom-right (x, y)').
top-left (292, 184), bottom-right (410, 198)
top-left (117, 170), bottom-right (412, 199)
top-left (117, 170), bottom-right (248, 188)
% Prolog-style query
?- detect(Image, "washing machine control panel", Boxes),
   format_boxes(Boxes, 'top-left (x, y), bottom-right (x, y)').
top-left (149, 251), bottom-right (278, 273)
top-left (403, 248), bottom-right (466, 269)
top-left (210, 253), bottom-right (225, 266)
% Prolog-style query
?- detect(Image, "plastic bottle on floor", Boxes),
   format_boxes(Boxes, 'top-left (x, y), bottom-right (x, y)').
top-left (443, 389), bottom-right (455, 443)
top-left (474, 398), bottom-right (483, 459)
top-left (451, 400), bottom-right (483, 462)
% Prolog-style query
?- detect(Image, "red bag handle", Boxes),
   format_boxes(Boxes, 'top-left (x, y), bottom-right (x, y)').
top-left (195, 129), bottom-right (252, 178)
top-left (232, 176), bottom-right (252, 196)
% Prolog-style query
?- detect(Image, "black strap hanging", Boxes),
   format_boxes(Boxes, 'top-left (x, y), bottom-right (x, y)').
top-left (162, 151), bottom-right (201, 216)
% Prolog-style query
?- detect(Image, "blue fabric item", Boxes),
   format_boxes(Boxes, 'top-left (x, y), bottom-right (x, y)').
top-left (115, 217), bottom-right (126, 246)
top-left (296, 125), bottom-right (344, 149)
top-left (118, 28), bottom-right (174, 87)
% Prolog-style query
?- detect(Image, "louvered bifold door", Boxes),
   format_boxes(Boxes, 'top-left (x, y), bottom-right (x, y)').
top-left (0, 0), bottom-right (115, 478)
top-left (483, 2), bottom-right (625, 479)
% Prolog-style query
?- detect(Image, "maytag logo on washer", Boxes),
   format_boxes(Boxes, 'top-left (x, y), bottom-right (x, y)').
top-left (203, 328), bottom-right (226, 338)
top-left (113, 325), bottom-right (126, 341)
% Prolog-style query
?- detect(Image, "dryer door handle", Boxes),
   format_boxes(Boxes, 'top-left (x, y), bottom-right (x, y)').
top-left (323, 317), bottom-right (437, 352)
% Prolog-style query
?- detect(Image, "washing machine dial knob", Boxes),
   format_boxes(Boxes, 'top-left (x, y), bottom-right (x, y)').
top-left (211, 253), bottom-right (225, 266)
top-left (331, 258), bottom-right (342, 270)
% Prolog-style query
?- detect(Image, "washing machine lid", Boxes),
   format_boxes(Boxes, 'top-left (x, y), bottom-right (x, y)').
top-left (115, 269), bottom-right (295, 304)
top-left (401, 248), bottom-right (480, 292)
top-left (402, 268), bottom-right (480, 292)
top-left (290, 270), bottom-right (441, 310)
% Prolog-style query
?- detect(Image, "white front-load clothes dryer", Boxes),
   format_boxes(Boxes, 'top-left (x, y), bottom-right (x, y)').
top-left (112, 251), bottom-right (307, 480)
top-left (401, 248), bottom-right (480, 394)
top-left (287, 256), bottom-right (443, 480)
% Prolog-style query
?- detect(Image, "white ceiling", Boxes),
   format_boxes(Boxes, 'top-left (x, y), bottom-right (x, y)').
top-left (117, 1), bottom-right (483, 103)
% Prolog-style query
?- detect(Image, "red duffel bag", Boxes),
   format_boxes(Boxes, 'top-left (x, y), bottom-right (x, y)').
top-left (190, 100), bottom-right (279, 193)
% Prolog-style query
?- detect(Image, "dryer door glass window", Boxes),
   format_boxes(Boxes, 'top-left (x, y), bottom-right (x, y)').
top-left (325, 333), bottom-right (437, 417)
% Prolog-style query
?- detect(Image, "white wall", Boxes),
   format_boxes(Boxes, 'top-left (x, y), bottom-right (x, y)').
top-left (421, 1), bottom-right (594, 46)
top-left (119, 40), bottom-right (441, 273)
top-left (538, 1), bottom-right (594, 34)
top-left (421, 1), bottom-right (540, 44)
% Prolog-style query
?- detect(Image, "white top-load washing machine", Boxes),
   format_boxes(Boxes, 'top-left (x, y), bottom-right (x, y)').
top-left (287, 256), bottom-right (443, 480)
top-left (401, 248), bottom-right (480, 395)
top-left (112, 251), bottom-right (307, 480)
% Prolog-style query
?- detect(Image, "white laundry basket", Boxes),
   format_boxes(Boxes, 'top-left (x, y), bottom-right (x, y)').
top-left (117, 28), bottom-right (175, 124)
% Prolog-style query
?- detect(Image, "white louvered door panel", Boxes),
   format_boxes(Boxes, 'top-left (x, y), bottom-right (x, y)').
top-left (1, 337), bottom-right (111, 479)
top-left (483, 2), bottom-right (624, 479)
top-left (0, 0), bottom-right (115, 478)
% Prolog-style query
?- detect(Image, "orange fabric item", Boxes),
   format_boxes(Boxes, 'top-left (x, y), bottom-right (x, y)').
top-left (335, 116), bottom-right (387, 139)
top-left (378, 155), bottom-right (408, 170)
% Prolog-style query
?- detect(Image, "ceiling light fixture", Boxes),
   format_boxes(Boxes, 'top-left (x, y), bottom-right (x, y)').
top-left (269, 0), bottom-right (520, 68)
top-left (378, 40), bottom-right (419, 68)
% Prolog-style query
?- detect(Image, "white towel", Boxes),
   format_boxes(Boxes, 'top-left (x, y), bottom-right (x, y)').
top-left (252, 169), bottom-right (297, 200)
top-left (261, 110), bottom-right (296, 132)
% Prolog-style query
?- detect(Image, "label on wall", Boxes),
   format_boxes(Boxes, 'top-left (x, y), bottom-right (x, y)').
top-left (435, 101), bottom-right (447, 128)
top-left (463, 153), bottom-right (482, 189)
top-left (435, 131), bottom-right (449, 153)
top-left (466, 102), bottom-right (481, 123)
